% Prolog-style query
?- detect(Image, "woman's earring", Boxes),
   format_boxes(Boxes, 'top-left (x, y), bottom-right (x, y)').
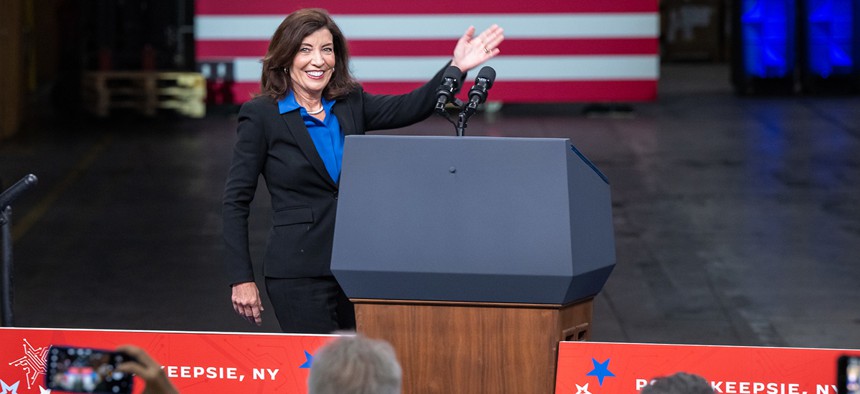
top-left (283, 67), bottom-right (287, 73)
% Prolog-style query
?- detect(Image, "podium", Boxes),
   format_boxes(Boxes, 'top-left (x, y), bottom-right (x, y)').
top-left (331, 136), bottom-right (615, 393)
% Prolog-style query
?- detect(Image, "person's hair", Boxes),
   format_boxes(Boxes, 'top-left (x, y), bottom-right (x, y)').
top-left (260, 8), bottom-right (359, 100)
top-left (308, 334), bottom-right (402, 394)
top-left (640, 372), bottom-right (715, 394)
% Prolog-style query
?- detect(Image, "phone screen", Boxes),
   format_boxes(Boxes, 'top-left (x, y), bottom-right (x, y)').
top-left (839, 355), bottom-right (860, 394)
top-left (45, 346), bottom-right (134, 394)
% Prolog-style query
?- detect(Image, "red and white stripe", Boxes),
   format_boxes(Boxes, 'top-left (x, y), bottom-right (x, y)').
top-left (195, 1), bottom-right (659, 103)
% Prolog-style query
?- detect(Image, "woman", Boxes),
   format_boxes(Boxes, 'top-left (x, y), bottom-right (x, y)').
top-left (223, 8), bottom-right (503, 333)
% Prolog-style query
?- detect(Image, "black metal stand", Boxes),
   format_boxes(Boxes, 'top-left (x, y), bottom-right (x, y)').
top-left (1, 206), bottom-right (13, 326)
top-left (455, 111), bottom-right (468, 137)
top-left (0, 173), bottom-right (39, 327)
top-left (444, 102), bottom-right (480, 137)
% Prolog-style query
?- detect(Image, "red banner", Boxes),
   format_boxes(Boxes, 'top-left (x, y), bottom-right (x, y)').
top-left (12, 328), bottom-right (855, 393)
top-left (555, 341), bottom-right (860, 394)
top-left (0, 327), bottom-right (333, 394)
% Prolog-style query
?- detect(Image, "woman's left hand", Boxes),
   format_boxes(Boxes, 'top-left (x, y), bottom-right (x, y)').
top-left (451, 24), bottom-right (504, 73)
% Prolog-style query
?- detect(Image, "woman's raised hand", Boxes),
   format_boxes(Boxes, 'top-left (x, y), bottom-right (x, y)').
top-left (451, 24), bottom-right (505, 73)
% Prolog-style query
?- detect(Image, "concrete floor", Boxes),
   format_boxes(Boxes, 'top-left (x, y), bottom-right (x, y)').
top-left (2, 63), bottom-right (859, 349)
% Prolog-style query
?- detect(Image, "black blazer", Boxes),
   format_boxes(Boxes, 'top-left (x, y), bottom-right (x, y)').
top-left (222, 65), bottom-right (450, 285)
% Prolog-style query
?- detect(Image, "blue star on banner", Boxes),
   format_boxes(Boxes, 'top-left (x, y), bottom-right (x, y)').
top-left (586, 358), bottom-right (616, 386)
top-left (299, 351), bottom-right (313, 369)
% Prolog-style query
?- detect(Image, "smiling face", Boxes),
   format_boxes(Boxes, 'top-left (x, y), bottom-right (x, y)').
top-left (289, 28), bottom-right (335, 100)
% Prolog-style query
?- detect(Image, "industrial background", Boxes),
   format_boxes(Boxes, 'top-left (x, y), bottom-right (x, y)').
top-left (2, 0), bottom-right (860, 349)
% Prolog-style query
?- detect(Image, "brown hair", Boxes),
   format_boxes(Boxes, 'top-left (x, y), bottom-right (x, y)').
top-left (260, 8), bottom-right (359, 100)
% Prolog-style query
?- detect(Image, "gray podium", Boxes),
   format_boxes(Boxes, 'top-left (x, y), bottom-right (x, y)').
top-left (331, 135), bottom-right (615, 394)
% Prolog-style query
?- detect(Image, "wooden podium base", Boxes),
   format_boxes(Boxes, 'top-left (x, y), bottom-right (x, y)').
top-left (353, 298), bottom-right (593, 394)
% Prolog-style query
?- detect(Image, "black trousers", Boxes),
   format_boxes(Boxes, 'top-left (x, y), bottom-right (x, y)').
top-left (265, 276), bottom-right (356, 334)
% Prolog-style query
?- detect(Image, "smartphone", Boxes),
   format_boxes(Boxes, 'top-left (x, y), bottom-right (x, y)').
top-left (45, 345), bottom-right (134, 394)
top-left (839, 355), bottom-right (860, 394)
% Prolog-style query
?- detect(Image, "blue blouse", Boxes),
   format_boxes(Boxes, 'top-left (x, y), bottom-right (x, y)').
top-left (278, 91), bottom-right (343, 182)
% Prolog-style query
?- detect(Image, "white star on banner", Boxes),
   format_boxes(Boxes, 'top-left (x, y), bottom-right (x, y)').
top-left (0, 380), bottom-right (20, 394)
top-left (576, 383), bottom-right (592, 394)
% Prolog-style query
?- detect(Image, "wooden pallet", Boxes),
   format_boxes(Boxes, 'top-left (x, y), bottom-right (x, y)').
top-left (82, 71), bottom-right (206, 118)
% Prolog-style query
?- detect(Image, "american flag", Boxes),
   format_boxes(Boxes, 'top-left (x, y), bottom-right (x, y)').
top-left (195, 0), bottom-right (659, 104)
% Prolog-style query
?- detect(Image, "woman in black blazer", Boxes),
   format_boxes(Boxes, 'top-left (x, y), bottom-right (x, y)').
top-left (223, 8), bottom-right (503, 333)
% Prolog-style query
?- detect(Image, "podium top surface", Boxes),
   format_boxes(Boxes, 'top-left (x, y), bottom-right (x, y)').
top-left (343, 135), bottom-right (608, 184)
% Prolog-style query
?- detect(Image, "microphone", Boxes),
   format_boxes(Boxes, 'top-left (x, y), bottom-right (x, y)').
top-left (0, 174), bottom-right (38, 210)
top-left (467, 66), bottom-right (496, 108)
top-left (435, 66), bottom-right (463, 112)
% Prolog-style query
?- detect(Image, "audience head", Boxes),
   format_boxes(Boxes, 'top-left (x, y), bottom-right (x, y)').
top-left (640, 372), bottom-right (715, 394)
top-left (308, 333), bottom-right (402, 394)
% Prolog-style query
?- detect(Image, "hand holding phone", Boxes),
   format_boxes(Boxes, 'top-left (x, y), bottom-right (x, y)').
top-left (45, 345), bottom-right (134, 394)
top-left (115, 345), bottom-right (179, 394)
